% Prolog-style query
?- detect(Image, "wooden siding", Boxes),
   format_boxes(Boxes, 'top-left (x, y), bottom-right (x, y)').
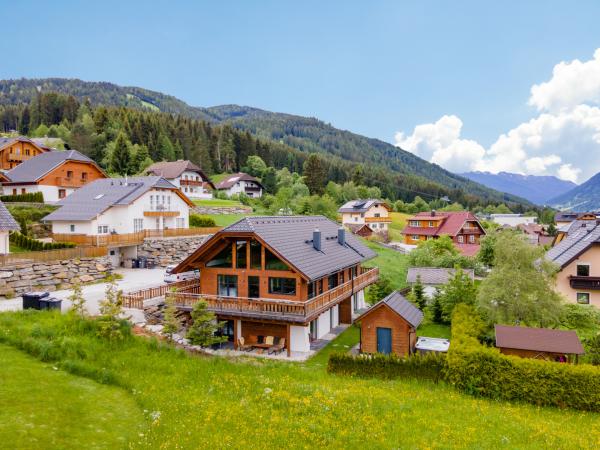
top-left (359, 303), bottom-right (415, 356)
top-left (339, 297), bottom-right (352, 324)
top-left (38, 160), bottom-right (106, 187)
top-left (0, 140), bottom-right (46, 170)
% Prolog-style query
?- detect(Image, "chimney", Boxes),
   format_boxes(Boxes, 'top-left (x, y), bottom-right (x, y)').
top-left (338, 227), bottom-right (346, 245)
top-left (313, 228), bottom-right (322, 251)
top-left (431, 210), bottom-right (436, 217)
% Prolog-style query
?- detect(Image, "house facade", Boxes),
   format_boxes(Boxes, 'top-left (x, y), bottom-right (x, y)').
top-left (0, 136), bottom-right (49, 171)
top-left (339, 199), bottom-right (392, 236)
top-left (1, 150), bottom-right (107, 202)
top-left (0, 200), bottom-right (19, 254)
top-left (170, 216), bottom-right (379, 356)
top-left (215, 173), bottom-right (263, 198)
top-left (490, 214), bottom-right (537, 227)
top-left (357, 291), bottom-right (423, 356)
top-left (44, 176), bottom-right (194, 267)
top-left (144, 160), bottom-right (215, 199)
top-left (401, 210), bottom-right (486, 255)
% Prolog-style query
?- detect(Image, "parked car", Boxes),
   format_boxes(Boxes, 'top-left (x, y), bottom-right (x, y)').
top-left (164, 265), bottom-right (199, 283)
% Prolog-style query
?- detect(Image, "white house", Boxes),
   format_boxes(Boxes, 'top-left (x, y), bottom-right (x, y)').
top-left (0, 150), bottom-right (107, 203)
top-left (44, 177), bottom-right (194, 267)
top-left (406, 267), bottom-right (475, 298)
top-left (338, 199), bottom-right (392, 236)
top-left (144, 160), bottom-right (215, 199)
top-left (490, 214), bottom-right (537, 227)
top-left (0, 200), bottom-right (19, 254)
top-left (215, 173), bottom-right (263, 198)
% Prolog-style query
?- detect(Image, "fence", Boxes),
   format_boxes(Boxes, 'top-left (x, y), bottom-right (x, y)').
top-left (52, 227), bottom-right (221, 247)
top-left (0, 246), bottom-right (107, 266)
top-left (122, 278), bottom-right (201, 309)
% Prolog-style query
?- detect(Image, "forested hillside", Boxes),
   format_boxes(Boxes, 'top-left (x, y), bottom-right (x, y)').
top-left (0, 78), bottom-right (530, 209)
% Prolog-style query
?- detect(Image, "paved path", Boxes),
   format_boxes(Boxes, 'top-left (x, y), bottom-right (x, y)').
top-left (0, 268), bottom-right (166, 317)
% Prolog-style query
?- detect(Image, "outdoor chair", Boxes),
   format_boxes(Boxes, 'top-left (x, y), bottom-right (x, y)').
top-left (237, 337), bottom-right (252, 352)
top-left (268, 338), bottom-right (286, 354)
top-left (264, 336), bottom-right (274, 346)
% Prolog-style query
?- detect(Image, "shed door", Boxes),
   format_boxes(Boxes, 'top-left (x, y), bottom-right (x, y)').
top-left (376, 327), bottom-right (392, 354)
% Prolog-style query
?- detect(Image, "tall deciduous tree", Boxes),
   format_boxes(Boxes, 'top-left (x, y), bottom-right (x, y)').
top-left (477, 232), bottom-right (564, 327)
top-left (302, 153), bottom-right (327, 195)
top-left (437, 268), bottom-right (477, 323)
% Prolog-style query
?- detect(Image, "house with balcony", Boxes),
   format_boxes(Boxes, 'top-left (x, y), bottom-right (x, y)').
top-left (546, 220), bottom-right (600, 307)
top-left (339, 199), bottom-right (392, 237)
top-left (401, 210), bottom-right (486, 256)
top-left (144, 160), bottom-right (215, 199)
top-left (1, 150), bottom-right (107, 202)
top-left (44, 176), bottom-right (194, 267)
top-left (215, 172), bottom-right (263, 198)
top-left (0, 136), bottom-right (50, 171)
top-left (168, 215), bottom-right (379, 356)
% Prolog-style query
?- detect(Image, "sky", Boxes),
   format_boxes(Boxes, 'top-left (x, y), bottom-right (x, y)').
top-left (2, 1), bottom-right (600, 183)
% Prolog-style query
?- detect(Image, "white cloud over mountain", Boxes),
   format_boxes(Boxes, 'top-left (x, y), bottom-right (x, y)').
top-left (395, 49), bottom-right (600, 183)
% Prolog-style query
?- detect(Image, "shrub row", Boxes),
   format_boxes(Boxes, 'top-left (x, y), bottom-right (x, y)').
top-left (0, 192), bottom-right (44, 203)
top-left (446, 304), bottom-right (600, 412)
top-left (189, 214), bottom-right (217, 227)
top-left (10, 232), bottom-right (76, 251)
top-left (327, 352), bottom-right (446, 383)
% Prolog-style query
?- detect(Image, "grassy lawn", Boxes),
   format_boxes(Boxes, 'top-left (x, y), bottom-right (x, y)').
top-left (192, 198), bottom-right (243, 207)
top-left (199, 213), bottom-right (253, 227)
top-left (209, 173), bottom-right (232, 184)
top-left (1, 311), bottom-right (599, 449)
top-left (389, 212), bottom-right (411, 241)
top-left (9, 243), bottom-right (28, 253)
top-left (363, 240), bottom-right (409, 290)
top-left (417, 322), bottom-right (451, 339)
top-left (0, 343), bottom-right (144, 449)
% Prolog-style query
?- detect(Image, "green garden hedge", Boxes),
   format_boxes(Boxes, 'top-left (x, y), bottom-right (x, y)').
top-left (327, 352), bottom-right (446, 383)
top-left (9, 232), bottom-right (76, 251)
top-left (447, 304), bottom-right (600, 411)
top-left (189, 214), bottom-right (217, 227)
top-left (0, 192), bottom-right (44, 203)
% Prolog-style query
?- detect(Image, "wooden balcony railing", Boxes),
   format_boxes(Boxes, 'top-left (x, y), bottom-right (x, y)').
top-left (7, 153), bottom-right (24, 162)
top-left (180, 179), bottom-right (204, 186)
top-left (52, 227), bottom-right (221, 247)
top-left (55, 177), bottom-right (83, 187)
top-left (569, 276), bottom-right (600, 290)
top-left (365, 216), bottom-right (392, 223)
top-left (461, 227), bottom-right (481, 234)
top-left (122, 278), bottom-right (202, 309)
top-left (134, 267), bottom-right (380, 323)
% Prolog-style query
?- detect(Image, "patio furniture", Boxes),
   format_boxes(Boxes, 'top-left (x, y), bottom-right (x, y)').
top-left (251, 336), bottom-right (276, 350)
top-left (237, 337), bottom-right (253, 352)
top-left (268, 338), bottom-right (286, 354)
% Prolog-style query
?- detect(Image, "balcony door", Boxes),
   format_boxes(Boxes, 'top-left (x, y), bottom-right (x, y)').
top-left (218, 275), bottom-right (238, 297)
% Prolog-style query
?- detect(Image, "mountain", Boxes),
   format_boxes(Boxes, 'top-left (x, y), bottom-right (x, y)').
top-left (0, 78), bottom-right (531, 208)
top-left (548, 172), bottom-right (600, 211)
top-left (460, 171), bottom-right (576, 205)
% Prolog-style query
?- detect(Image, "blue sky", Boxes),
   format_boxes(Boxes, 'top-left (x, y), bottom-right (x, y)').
top-left (2, 1), bottom-right (600, 181)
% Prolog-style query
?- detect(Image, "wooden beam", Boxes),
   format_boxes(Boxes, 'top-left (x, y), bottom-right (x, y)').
top-left (286, 323), bottom-right (291, 357)
top-left (233, 319), bottom-right (239, 349)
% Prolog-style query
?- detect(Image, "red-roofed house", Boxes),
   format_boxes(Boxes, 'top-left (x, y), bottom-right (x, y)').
top-left (401, 210), bottom-right (486, 255)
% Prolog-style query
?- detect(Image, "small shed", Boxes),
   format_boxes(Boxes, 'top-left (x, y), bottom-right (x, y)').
top-left (357, 291), bottom-right (423, 356)
top-left (345, 223), bottom-right (373, 238)
top-left (495, 325), bottom-right (585, 363)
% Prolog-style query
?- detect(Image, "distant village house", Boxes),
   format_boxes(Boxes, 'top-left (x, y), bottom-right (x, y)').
top-left (407, 267), bottom-right (475, 298)
top-left (339, 199), bottom-right (391, 238)
top-left (215, 173), bottom-right (263, 198)
top-left (144, 160), bottom-right (215, 199)
top-left (0, 136), bottom-right (49, 171)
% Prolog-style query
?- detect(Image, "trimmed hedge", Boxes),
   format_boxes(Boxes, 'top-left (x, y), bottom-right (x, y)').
top-left (9, 232), bottom-right (76, 251)
top-left (328, 352), bottom-right (446, 383)
top-left (446, 304), bottom-right (600, 411)
top-left (0, 192), bottom-right (44, 203)
top-left (189, 214), bottom-right (217, 227)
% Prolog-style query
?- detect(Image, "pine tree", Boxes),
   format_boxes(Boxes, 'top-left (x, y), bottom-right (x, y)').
top-left (68, 279), bottom-right (86, 318)
top-left (412, 275), bottom-right (427, 310)
top-left (261, 167), bottom-right (277, 194)
top-left (19, 106), bottom-right (30, 135)
top-left (428, 290), bottom-right (444, 324)
top-left (303, 153), bottom-right (327, 195)
top-left (132, 144), bottom-right (152, 173)
top-left (97, 275), bottom-right (125, 340)
top-left (110, 132), bottom-right (132, 175)
top-left (162, 289), bottom-right (180, 341)
top-left (186, 300), bottom-right (227, 347)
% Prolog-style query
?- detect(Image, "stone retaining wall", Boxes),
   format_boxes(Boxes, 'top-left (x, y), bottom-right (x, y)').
top-left (137, 235), bottom-right (209, 267)
top-left (0, 256), bottom-right (112, 297)
top-left (192, 206), bottom-right (252, 215)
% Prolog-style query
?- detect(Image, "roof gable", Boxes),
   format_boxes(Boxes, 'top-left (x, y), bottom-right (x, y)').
top-left (338, 199), bottom-right (390, 213)
top-left (495, 324), bottom-right (584, 354)
top-left (216, 172), bottom-right (263, 189)
top-left (0, 200), bottom-right (19, 231)
top-left (145, 160), bottom-right (214, 187)
top-left (357, 291), bottom-right (423, 328)
top-left (5, 150), bottom-right (103, 183)
top-left (407, 267), bottom-right (475, 285)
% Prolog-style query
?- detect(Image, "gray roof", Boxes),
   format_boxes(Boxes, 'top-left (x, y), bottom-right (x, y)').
top-left (338, 199), bottom-right (386, 213)
top-left (5, 150), bottom-right (98, 183)
top-left (217, 216), bottom-right (376, 280)
top-left (0, 201), bottom-right (19, 231)
top-left (407, 267), bottom-right (475, 285)
top-left (43, 176), bottom-right (178, 222)
top-left (216, 172), bottom-right (262, 190)
top-left (360, 291), bottom-right (423, 328)
top-left (0, 136), bottom-right (34, 148)
top-left (546, 221), bottom-right (600, 267)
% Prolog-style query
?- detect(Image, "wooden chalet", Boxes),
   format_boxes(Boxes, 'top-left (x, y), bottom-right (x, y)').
top-left (171, 216), bottom-right (379, 356)
top-left (0, 136), bottom-right (49, 171)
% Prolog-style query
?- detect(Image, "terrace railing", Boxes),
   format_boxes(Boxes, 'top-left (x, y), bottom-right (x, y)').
top-left (0, 246), bottom-right (107, 266)
top-left (122, 278), bottom-right (202, 309)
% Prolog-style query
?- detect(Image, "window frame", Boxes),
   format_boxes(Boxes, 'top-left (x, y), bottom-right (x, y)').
top-left (577, 264), bottom-right (590, 277)
top-left (268, 277), bottom-right (296, 296)
top-left (577, 292), bottom-right (590, 304)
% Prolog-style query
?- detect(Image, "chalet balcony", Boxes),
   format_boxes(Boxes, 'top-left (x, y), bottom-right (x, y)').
top-left (158, 267), bottom-right (380, 324)
top-left (461, 227), bottom-right (481, 234)
top-left (365, 216), bottom-right (392, 223)
top-left (180, 179), bottom-right (204, 186)
top-left (55, 176), bottom-right (84, 187)
top-left (143, 204), bottom-right (180, 217)
top-left (569, 276), bottom-right (600, 290)
top-left (7, 153), bottom-right (24, 162)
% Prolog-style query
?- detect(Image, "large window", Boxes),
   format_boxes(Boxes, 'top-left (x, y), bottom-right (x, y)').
top-left (265, 248), bottom-right (288, 270)
top-left (236, 241), bottom-right (247, 269)
top-left (218, 275), bottom-right (238, 297)
top-left (328, 274), bottom-right (338, 290)
top-left (268, 277), bottom-right (296, 296)
top-left (248, 276), bottom-right (260, 298)
top-left (134, 218), bottom-right (144, 232)
top-left (207, 244), bottom-right (233, 268)
top-left (577, 264), bottom-right (590, 277)
top-left (577, 292), bottom-right (590, 304)
top-left (250, 241), bottom-right (262, 269)
top-left (308, 282), bottom-right (315, 299)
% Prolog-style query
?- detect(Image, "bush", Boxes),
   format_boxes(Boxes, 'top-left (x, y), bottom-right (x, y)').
top-left (9, 232), bottom-right (76, 251)
top-left (446, 304), bottom-right (600, 411)
top-left (189, 214), bottom-right (217, 228)
top-left (0, 192), bottom-right (44, 203)
top-left (327, 352), bottom-right (446, 383)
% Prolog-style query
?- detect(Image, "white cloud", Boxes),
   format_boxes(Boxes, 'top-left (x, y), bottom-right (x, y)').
top-left (394, 49), bottom-right (600, 184)
top-left (529, 49), bottom-right (600, 112)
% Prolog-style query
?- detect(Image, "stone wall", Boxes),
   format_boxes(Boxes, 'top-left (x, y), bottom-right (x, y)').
top-left (0, 256), bottom-right (112, 297)
top-left (192, 206), bottom-right (252, 215)
top-left (137, 235), bottom-right (209, 267)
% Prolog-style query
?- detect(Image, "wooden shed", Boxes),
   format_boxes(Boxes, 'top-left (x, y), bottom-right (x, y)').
top-left (495, 325), bottom-right (585, 363)
top-left (357, 291), bottom-right (423, 356)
